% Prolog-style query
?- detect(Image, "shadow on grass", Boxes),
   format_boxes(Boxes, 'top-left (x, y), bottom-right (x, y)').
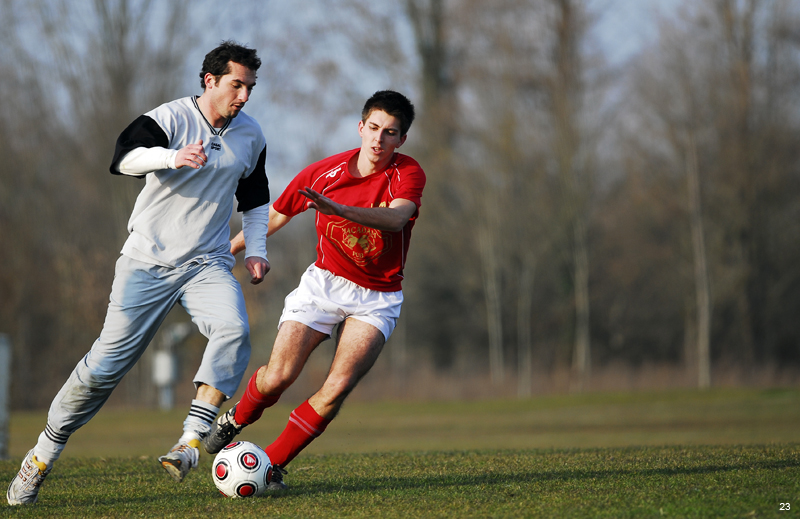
top-left (4, 450), bottom-right (797, 508)
top-left (281, 457), bottom-right (800, 498)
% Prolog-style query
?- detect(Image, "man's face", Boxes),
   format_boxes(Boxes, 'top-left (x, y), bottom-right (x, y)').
top-left (204, 62), bottom-right (256, 122)
top-left (358, 109), bottom-right (407, 165)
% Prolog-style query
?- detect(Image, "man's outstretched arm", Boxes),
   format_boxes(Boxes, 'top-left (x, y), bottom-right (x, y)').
top-left (300, 187), bottom-right (417, 232)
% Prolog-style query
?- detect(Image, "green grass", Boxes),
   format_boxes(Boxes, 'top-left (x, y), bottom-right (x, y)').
top-left (1, 388), bottom-right (799, 517)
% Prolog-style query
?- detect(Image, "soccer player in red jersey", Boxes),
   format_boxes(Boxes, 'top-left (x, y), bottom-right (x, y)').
top-left (204, 90), bottom-right (425, 491)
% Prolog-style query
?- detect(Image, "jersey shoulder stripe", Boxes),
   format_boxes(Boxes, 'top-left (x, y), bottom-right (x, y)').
top-left (109, 115), bottom-right (169, 177)
top-left (235, 145), bottom-right (270, 212)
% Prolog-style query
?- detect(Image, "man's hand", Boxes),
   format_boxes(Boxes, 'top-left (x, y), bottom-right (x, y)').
top-left (300, 187), bottom-right (417, 232)
top-left (300, 187), bottom-right (343, 216)
top-left (245, 256), bottom-right (270, 285)
top-left (175, 139), bottom-right (207, 169)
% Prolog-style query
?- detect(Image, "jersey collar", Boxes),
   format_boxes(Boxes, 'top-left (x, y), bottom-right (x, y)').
top-left (191, 96), bottom-right (232, 136)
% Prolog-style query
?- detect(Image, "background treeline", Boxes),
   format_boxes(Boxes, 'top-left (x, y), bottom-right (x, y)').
top-left (1, 0), bottom-right (799, 410)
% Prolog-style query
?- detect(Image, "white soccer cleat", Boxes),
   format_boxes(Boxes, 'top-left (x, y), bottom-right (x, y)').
top-left (158, 440), bottom-right (200, 483)
top-left (7, 449), bottom-right (51, 505)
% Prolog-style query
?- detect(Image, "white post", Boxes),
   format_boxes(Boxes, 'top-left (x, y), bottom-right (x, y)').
top-left (0, 334), bottom-right (11, 459)
top-left (151, 323), bottom-right (193, 410)
top-left (153, 350), bottom-right (176, 410)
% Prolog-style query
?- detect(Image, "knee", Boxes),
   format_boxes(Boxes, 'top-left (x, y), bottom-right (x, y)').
top-left (208, 319), bottom-right (250, 351)
top-left (259, 366), bottom-right (297, 394)
top-left (226, 320), bottom-right (250, 343)
top-left (77, 358), bottom-right (123, 391)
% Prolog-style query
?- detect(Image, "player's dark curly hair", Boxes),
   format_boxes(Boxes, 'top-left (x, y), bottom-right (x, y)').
top-left (361, 91), bottom-right (416, 136)
top-left (199, 40), bottom-right (261, 89)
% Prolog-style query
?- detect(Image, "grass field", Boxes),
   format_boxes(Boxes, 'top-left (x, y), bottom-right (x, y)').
top-left (1, 387), bottom-right (798, 517)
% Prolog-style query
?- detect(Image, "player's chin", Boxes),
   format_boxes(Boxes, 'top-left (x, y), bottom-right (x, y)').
top-left (369, 149), bottom-right (388, 161)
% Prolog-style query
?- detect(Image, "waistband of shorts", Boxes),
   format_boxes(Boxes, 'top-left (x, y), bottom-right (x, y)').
top-left (307, 264), bottom-right (402, 296)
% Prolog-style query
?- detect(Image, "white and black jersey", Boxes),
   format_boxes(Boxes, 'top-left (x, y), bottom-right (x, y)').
top-left (109, 96), bottom-right (269, 268)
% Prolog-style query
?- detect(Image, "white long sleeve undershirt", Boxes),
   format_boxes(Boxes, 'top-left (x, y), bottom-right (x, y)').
top-left (242, 204), bottom-right (269, 260)
top-left (118, 147), bottom-right (178, 175)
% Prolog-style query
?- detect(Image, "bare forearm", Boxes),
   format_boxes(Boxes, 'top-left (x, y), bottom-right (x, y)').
top-left (300, 187), bottom-right (416, 232)
top-left (230, 231), bottom-right (246, 255)
top-left (338, 205), bottom-right (412, 232)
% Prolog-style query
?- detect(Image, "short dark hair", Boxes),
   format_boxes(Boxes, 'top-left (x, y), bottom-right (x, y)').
top-left (199, 40), bottom-right (261, 89)
top-left (361, 90), bottom-right (416, 136)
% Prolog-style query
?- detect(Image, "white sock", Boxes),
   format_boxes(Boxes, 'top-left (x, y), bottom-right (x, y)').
top-left (33, 423), bottom-right (68, 469)
top-left (179, 399), bottom-right (219, 444)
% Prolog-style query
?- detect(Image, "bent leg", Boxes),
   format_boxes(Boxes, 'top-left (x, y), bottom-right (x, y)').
top-left (258, 320), bottom-right (329, 395)
top-left (37, 257), bottom-right (179, 463)
top-left (181, 260), bottom-right (251, 401)
top-left (176, 261), bottom-right (252, 452)
top-left (234, 321), bottom-right (327, 425)
top-left (308, 318), bottom-right (386, 419)
top-left (264, 318), bottom-right (385, 467)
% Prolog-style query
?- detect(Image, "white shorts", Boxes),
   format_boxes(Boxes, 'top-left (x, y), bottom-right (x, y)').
top-left (279, 264), bottom-right (403, 341)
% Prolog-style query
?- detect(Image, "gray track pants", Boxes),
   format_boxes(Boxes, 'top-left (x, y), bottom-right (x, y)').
top-left (36, 254), bottom-right (251, 460)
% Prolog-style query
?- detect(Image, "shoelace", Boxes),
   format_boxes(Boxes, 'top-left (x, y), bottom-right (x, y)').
top-left (28, 471), bottom-right (47, 489)
top-left (223, 407), bottom-right (243, 431)
top-left (170, 443), bottom-right (199, 467)
top-left (173, 444), bottom-right (195, 454)
top-left (271, 465), bottom-right (288, 482)
top-left (19, 465), bottom-right (48, 490)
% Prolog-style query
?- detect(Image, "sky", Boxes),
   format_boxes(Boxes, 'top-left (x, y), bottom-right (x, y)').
top-left (176, 0), bottom-right (685, 187)
top-left (590, 0), bottom-right (682, 66)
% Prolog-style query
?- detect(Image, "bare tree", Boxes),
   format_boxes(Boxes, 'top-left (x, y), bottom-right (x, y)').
top-left (0, 0), bottom-right (197, 407)
top-left (543, 0), bottom-right (595, 390)
top-left (686, 134), bottom-right (712, 388)
top-left (621, 0), bottom-right (800, 386)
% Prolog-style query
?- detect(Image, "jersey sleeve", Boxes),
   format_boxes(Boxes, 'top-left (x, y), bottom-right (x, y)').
top-left (271, 163), bottom-right (318, 217)
top-left (394, 157), bottom-right (426, 214)
top-left (109, 115), bottom-right (170, 177)
top-left (235, 145), bottom-right (270, 212)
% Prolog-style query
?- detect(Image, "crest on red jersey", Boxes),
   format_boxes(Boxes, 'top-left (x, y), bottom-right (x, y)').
top-left (327, 220), bottom-right (391, 265)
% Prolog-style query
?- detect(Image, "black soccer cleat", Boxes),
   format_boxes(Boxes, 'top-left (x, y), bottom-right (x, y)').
top-left (203, 404), bottom-right (246, 454)
top-left (267, 465), bottom-right (288, 491)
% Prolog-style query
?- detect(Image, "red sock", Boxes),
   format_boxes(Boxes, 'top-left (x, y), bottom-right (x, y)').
top-left (234, 371), bottom-right (280, 425)
top-left (265, 400), bottom-right (331, 467)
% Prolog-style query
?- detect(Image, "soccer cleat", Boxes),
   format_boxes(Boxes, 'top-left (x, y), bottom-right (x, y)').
top-left (203, 404), bottom-right (246, 454)
top-left (158, 440), bottom-right (200, 483)
top-left (7, 449), bottom-right (51, 505)
top-left (267, 465), bottom-right (288, 491)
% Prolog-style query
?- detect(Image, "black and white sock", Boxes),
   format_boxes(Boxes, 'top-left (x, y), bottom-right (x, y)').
top-left (179, 399), bottom-right (219, 444)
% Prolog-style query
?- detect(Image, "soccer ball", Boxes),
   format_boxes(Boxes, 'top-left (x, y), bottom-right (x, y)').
top-left (212, 441), bottom-right (272, 498)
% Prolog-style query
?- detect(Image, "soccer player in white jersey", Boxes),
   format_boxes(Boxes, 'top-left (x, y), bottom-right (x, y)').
top-left (203, 91), bottom-right (425, 491)
top-left (7, 41), bottom-right (271, 505)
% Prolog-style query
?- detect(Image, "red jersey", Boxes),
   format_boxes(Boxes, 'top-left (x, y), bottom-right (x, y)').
top-left (273, 148), bottom-right (426, 291)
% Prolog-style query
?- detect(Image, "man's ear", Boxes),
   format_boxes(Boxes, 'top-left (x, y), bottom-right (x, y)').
top-left (397, 133), bottom-right (408, 148)
top-left (203, 73), bottom-right (216, 90)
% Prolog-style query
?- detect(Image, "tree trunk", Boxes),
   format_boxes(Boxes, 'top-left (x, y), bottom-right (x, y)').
top-left (686, 134), bottom-right (711, 388)
top-left (517, 258), bottom-right (535, 398)
top-left (479, 223), bottom-right (504, 384)
top-left (571, 216), bottom-right (591, 391)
